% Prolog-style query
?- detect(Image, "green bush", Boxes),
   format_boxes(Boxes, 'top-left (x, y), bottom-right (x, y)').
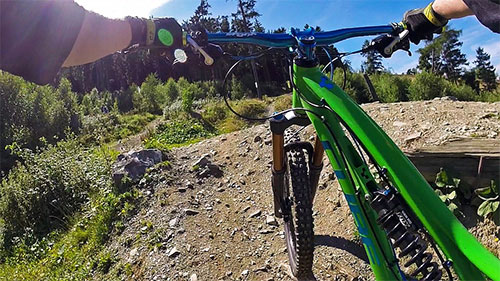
top-left (408, 71), bottom-right (447, 101)
top-left (202, 102), bottom-right (228, 125)
top-left (478, 90), bottom-right (500, 102)
top-left (333, 69), bottom-right (371, 103)
top-left (198, 80), bottom-right (220, 98)
top-left (230, 76), bottom-right (249, 100)
top-left (144, 117), bottom-right (214, 148)
top-left (444, 82), bottom-right (477, 101)
top-left (0, 72), bottom-right (82, 172)
top-left (371, 73), bottom-right (410, 103)
top-left (133, 74), bottom-right (164, 114)
top-left (181, 84), bottom-right (195, 112)
top-left (163, 100), bottom-right (183, 120)
top-left (232, 99), bottom-right (267, 118)
top-left (159, 78), bottom-right (179, 103)
top-left (0, 138), bottom-right (113, 255)
top-left (272, 94), bottom-right (292, 112)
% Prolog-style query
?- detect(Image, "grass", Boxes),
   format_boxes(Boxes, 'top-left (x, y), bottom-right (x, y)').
top-left (145, 96), bottom-right (290, 150)
top-left (0, 189), bottom-right (142, 280)
top-left (80, 112), bottom-right (157, 145)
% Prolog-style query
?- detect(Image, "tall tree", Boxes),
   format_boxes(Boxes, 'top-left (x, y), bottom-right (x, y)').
top-left (230, 0), bottom-right (262, 98)
top-left (361, 40), bottom-right (384, 74)
top-left (417, 28), bottom-right (467, 81)
top-left (219, 16), bottom-right (230, 32)
top-left (230, 0), bottom-right (260, 32)
top-left (189, 0), bottom-right (211, 26)
top-left (474, 47), bottom-right (497, 91)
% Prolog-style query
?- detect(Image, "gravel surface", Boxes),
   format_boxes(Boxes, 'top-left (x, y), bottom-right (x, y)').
top-left (104, 99), bottom-right (500, 281)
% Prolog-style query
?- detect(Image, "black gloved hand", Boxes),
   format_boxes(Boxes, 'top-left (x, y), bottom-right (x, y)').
top-left (126, 17), bottom-right (184, 50)
top-left (403, 2), bottom-right (448, 44)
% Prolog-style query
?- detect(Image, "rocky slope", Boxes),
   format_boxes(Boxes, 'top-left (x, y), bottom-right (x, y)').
top-left (105, 99), bottom-right (500, 281)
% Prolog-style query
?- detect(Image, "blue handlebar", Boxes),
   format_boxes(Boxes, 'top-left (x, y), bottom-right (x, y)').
top-left (206, 25), bottom-right (396, 48)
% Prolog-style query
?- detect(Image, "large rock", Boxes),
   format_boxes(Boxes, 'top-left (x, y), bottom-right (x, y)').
top-left (112, 149), bottom-right (163, 188)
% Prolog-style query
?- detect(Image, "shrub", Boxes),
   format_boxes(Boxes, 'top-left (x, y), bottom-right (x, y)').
top-left (144, 117), bottom-right (214, 148)
top-left (333, 69), bottom-right (371, 103)
top-left (163, 99), bottom-right (183, 120)
top-left (273, 94), bottom-right (292, 112)
top-left (181, 84), bottom-right (195, 112)
top-left (159, 78), bottom-right (179, 103)
top-left (0, 138), bottom-right (113, 254)
top-left (230, 76), bottom-right (248, 100)
top-left (198, 80), bottom-right (220, 98)
top-left (444, 82), bottom-right (477, 101)
top-left (478, 90), bottom-right (500, 102)
top-left (232, 99), bottom-right (267, 118)
top-left (371, 73), bottom-right (410, 103)
top-left (137, 74), bottom-right (163, 114)
top-left (202, 102), bottom-right (228, 125)
top-left (0, 72), bottom-right (82, 172)
top-left (408, 71), bottom-right (447, 101)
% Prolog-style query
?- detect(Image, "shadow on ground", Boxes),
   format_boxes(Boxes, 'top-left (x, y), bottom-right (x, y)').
top-left (314, 234), bottom-right (369, 263)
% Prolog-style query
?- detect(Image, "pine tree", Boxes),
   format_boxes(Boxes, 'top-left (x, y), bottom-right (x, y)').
top-left (417, 28), bottom-right (467, 81)
top-left (361, 40), bottom-right (384, 74)
top-left (230, 0), bottom-right (262, 98)
top-left (474, 47), bottom-right (497, 91)
top-left (219, 16), bottom-right (230, 32)
top-left (190, 0), bottom-right (211, 25)
top-left (440, 29), bottom-right (468, 81)
top-left (231, 0), bottom-right (260, 32)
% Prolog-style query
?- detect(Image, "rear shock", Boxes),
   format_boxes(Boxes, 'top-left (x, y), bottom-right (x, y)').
top-left (370, 189), bottom-right (443, 280)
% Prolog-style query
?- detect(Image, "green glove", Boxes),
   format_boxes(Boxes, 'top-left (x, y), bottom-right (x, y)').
top-left (126, 17), bottom-right (184, 50)
top-left (403, 2), bottom-right (448, 44)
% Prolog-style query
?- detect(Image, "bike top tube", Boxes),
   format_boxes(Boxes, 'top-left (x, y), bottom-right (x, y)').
top-left (206, 25), bottom-right (397, 48)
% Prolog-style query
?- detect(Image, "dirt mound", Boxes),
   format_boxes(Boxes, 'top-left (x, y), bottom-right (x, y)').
top-left (106, 99), bottom-right (500, 280)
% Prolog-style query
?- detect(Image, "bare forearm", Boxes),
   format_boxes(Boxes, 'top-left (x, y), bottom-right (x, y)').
top-left (63, 12), bottom-right (131, 67)
top-left (432, 0), bottom-right (474, 19)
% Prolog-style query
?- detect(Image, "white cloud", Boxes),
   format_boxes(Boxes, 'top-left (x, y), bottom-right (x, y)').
top-left (75, 0), bottom-right (171, 18)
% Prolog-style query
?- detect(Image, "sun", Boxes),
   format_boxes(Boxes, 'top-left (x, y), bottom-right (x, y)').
top-left (75, 0), bottom-right (171, 19)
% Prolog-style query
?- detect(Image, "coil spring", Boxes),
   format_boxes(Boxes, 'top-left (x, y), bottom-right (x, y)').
top-left (371, 190), bottom-right (442, 280)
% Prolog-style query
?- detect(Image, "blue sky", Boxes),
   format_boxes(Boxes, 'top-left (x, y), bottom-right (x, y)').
top-left (76, 0), bottom-right (499, 74)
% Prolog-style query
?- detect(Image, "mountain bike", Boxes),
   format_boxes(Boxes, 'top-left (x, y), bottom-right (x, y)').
top-left (179, 23), bottom-right (500, 281)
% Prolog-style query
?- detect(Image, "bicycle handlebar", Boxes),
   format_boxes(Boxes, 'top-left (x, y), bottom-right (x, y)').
top-left (182, 23), bottom-right (408, 65)
top-left (205, 25), bottom-right (398, 48)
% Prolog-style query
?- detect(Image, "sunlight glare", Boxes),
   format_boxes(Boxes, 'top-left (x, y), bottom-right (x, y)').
top-left (75, 0), bottom-right (171, 18)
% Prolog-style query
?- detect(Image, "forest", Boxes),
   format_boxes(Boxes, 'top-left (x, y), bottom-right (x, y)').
top-left (0, 0), bottom-right (498, 279)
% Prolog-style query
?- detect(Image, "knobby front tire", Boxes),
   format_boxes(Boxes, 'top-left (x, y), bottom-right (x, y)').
top-left (283, 131), bottom-right (315, 278)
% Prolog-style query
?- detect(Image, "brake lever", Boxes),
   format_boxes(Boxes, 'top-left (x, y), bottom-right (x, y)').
top-left (186, 35), bottom-right (214, 66)
top-left (367, 30), bottom-right (411, 58)
top-left (383, 30), bottom-right (410, 57)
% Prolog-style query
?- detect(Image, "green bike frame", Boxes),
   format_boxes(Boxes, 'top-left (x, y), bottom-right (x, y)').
top-left (291, 64), bottom-right (500, 281)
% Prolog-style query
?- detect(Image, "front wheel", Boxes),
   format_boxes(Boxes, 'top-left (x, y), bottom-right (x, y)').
top-left (282, 132), bottom-right (315, 278)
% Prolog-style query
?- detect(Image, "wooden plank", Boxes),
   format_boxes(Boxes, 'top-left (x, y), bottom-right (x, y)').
top-left (405, 138), bottom-right (500, 187)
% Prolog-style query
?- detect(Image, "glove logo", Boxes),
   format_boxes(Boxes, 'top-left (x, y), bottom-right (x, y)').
top-left (158, 29), bottom-right (174, 46)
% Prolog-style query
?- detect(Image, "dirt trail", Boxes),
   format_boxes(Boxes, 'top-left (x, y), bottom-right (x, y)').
top-left (105, 99), bottom-right (500, 281)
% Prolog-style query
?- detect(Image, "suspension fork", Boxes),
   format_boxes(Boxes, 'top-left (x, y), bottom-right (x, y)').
top-left (270, 111), bottom-right (324, 217)
top-left (271, 132), bottom-right (286, 218)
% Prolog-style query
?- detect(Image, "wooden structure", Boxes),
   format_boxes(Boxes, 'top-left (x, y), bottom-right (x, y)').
top-left (405, 138), bottom-right (500, 188)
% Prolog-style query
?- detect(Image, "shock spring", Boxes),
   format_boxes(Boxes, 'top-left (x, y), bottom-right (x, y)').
top-left (370, 189), bottom-right (443, 280)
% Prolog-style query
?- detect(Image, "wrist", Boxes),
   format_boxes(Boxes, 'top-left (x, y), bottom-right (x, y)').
top-left (125, 17), bottom-right (148, 47)
top-left (425, 2), bottom-right (449, 26)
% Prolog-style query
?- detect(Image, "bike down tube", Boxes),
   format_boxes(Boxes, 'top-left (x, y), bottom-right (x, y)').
top-left (292, 64), bottom-right (500, 280)
top-left (292, 72), bottom-right (402, 281)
